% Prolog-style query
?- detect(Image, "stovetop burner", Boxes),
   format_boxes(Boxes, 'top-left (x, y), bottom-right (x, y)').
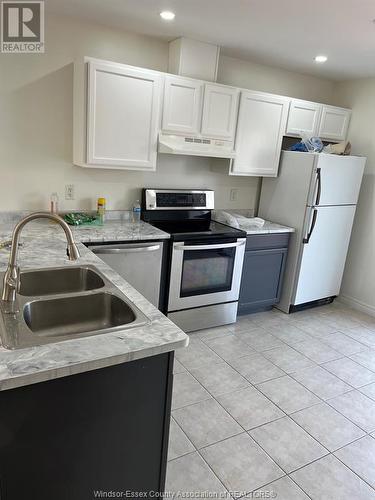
top-left (149, 219), bottom-right (246, 241)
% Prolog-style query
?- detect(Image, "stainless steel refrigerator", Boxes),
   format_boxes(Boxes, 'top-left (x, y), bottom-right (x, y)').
top-left (259, 151), bottom-right (366, 312)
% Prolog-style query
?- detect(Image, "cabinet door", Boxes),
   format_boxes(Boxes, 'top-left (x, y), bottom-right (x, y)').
top-left (286, 99), bottom-right (321, 137)
top-left (318, 105), bottom-right (351, 141)
top-left (201, 84), bottom-right (239, 140)
top-left (162, 76), bottom-right (203, 134)
top-left (239, 248), bottom-right (288, 313)
top-left (231, 91), bottom-right (289, 177)
top-left (87, 61), bottom-right (162, 170)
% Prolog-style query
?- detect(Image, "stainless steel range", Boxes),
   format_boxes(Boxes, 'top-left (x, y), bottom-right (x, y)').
top-left (142, 189), bottom-right (247, 332)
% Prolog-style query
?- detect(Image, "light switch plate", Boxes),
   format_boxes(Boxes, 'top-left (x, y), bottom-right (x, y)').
top-left (230, 188), bottom-right (239, 202)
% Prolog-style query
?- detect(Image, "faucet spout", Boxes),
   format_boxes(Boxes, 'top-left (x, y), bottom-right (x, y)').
top-left (1, 212), bottom-right (80, 303)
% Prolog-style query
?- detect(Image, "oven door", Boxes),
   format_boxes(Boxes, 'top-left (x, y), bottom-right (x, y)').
top-left (168, 238), bottom-right (246, 312)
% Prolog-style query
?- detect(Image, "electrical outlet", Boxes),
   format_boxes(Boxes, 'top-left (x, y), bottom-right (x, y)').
top-left (65, 184), bottom-right (75, 200)
top-left (230, 188), bottom-right (239, 202)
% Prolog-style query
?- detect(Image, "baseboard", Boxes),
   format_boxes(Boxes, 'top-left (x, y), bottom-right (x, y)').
top-left (338, 294), bottom-right (375, 318)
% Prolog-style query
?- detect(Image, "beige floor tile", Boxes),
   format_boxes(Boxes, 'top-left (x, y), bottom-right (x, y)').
top-left (335, 436), bottom-right (375, 489)
top-left (249, 416), bottom-right (327, 473)
top-left (291, 402), bottom-right (365, 451)
top-left (291, 455), bottom-right (375, 500)
top-left (291, 365), bottom-right (352, 400)
top-left (257, 375), bottom-right (320, 414)
top-left (328, 390), bottom-right (375, 433)
top-left (173, 398), bottom-right (242, 449)
top-left (190, 361), bottom-right (249, 397)
top-left (166, 452), bottom-right (227, 495)
top-left (201, 433), bottom-right (284, 494)
top-left (217, 386), bottom-right (285, 430)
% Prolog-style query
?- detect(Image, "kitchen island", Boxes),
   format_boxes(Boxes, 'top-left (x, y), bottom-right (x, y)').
top-left (0, 217), bottom-right (187, 500)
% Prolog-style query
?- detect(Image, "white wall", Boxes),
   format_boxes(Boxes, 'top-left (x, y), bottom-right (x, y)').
top-left (333, 78), bottom-right (375, 315)
top-left (0, 13), bottom-right (335, 212)
top-left (218, 55), bottom-right (335, 103)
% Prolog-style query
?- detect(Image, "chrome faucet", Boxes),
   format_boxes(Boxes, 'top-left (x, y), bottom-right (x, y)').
top-left (1, 212), bottom-right (80, 303)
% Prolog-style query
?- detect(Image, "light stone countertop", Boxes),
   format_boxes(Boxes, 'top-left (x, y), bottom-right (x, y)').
top-left (240, 220), bottom-right (295, 235)
top-left (0, 219), bottom-right (189, 392)
top-left (212, 211), bottom-right (294, 235)
top-left (0, 219), bottom-right (170, 243)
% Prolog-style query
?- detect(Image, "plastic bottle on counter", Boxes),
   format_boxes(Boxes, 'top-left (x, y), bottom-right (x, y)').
top-left (97, 197), bottom-right (106, 225)
top-left (132, 200), bottom-right (141, 223)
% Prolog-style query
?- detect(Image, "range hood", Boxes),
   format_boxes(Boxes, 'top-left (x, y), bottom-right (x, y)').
top-left (159, 38), bottom-right (235, 159)
top-left (158, 133), bottom-right (236, 159)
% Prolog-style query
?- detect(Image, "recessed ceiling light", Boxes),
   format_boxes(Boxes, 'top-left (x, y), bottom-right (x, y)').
top-left (160, 11), bottom-right (175, 21)
top-left (314, 55), bottom-right (328, 63)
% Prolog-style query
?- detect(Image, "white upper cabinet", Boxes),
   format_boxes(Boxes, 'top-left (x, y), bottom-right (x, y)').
top-left (318, 105), bottom-right (351, 141)
top-left (86, 60), bottom-right (162, 170)
top-left (75, 57), bottom-right (353, 172)
top-left (286, 99), bottom-right (322, 137)
top-left (231, 91), bottom-right (289, 177)
top-left (161, 78), bottom-right (238, 141)
top-left (162, 76), bottom-right (203, 135)
top-left (201, 84), bottom-right (239, 140)
top-left (286, 100), bottom-right (350, 142)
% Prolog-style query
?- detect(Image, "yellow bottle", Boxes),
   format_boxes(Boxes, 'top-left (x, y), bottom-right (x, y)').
top-left (97, 197), bottom-right (106, 225)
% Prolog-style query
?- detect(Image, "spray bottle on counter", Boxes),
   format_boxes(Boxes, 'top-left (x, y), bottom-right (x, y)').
top-left (97, 197), bottom-right (106, 225)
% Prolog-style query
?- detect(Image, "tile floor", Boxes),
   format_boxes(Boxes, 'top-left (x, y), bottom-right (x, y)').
top-left (166, 302), bottom-right (375, 499)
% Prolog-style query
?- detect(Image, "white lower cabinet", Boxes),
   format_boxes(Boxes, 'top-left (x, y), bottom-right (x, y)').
top-left (318, 105), bottom-right (351, 141)
top-left (86, 60), bottom-right (162, 170)
top-left (231, 91), bottom-right (289, 177)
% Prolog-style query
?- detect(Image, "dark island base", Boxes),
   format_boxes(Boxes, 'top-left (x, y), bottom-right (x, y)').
top-left (0, 352), bottom-right (174, 500)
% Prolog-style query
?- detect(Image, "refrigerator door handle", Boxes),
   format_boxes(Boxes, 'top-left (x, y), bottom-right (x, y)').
top-left (303, 208), bottom-right (318, 244)
top-left (315, 168), bottom-right (322, 205)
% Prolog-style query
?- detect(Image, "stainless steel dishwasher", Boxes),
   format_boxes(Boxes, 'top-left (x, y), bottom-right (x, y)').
top-left (89, 242), bottom-right (164, 308)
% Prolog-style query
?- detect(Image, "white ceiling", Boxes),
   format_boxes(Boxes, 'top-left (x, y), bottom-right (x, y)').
top-left (47, 0), bottom-right (375, 81)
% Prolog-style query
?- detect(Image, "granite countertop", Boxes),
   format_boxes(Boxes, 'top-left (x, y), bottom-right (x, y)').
top-left (212, 211), bottom-right (294, 235)
top-left (0, 219), bottom-right (188, 392)
top-left (0, 219), bottom-right (170, 243)
top-left (240, 220), bottom-right (295, 235)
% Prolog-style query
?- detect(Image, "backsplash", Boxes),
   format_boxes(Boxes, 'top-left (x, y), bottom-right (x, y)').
top-left (0, 208), bottom-right (255, 226)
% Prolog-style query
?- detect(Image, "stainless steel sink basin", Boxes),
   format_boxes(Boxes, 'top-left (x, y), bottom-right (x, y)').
top-left (24, 292), bottom-right (136, 337)
top-left (19, 266), bottom-right (105, 296)
top-left (0, 265), bottom-right (149, 349)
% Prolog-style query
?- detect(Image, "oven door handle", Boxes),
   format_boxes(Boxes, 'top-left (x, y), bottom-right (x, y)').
top-left (174, 240), bottom-right (246, 251)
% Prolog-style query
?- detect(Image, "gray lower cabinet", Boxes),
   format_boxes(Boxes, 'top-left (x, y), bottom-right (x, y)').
top-left (238, 233), bottom-right (290, 314)
top-left (0, 352), bottom-right (174, 499)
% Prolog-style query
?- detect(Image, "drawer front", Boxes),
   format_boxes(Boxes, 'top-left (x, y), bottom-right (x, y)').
top-left (245, 233), bottom-right (290, 251)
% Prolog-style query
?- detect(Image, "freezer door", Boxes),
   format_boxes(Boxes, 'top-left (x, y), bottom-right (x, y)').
top-left (307, 155), bottom-right (365, 206)
top-left (293, 205), bottom-right (356, 305)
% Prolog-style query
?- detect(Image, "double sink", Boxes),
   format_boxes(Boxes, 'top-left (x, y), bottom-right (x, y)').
top-left (0, 265), bottom-right (149, 350)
